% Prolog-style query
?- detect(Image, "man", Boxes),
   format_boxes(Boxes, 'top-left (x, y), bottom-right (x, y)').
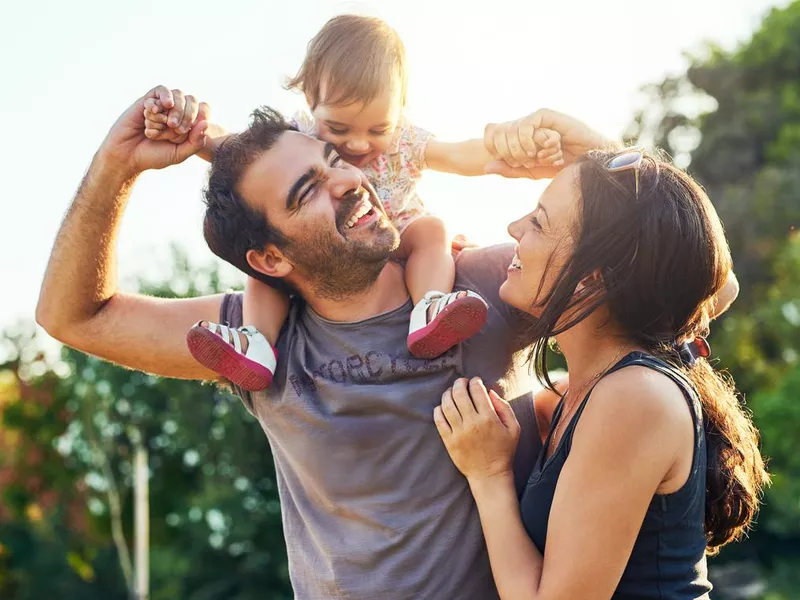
top-left (37, 87), bottom-right (732, 598)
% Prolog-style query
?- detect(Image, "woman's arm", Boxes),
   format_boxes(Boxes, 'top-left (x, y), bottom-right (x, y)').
top-left (436, 369), bottom-right (689, 600)
top-left (484, 109), bottom-right (618, 180)
top-left (468, 472), bottom-right (543, 598)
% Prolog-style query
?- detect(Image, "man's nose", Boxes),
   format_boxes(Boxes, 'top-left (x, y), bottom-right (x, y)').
top-left (329, 167), bottom-right (363, 199)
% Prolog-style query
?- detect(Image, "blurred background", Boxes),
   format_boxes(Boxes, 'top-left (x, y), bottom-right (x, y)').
top-left (1, 0), bottom-right (799, 597)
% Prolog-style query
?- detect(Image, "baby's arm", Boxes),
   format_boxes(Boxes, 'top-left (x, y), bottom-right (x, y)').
top-left (143, 97), bottom-right (231, 162)
top-left (425, 128), bottom-right (562, 176)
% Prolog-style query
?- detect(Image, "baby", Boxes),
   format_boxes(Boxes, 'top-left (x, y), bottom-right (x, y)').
top-left (144, 15), bottom-right (562, 390)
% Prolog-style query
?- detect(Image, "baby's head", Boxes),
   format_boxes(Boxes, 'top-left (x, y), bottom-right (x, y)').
top-left (287, 15), bottom-right (407, 167)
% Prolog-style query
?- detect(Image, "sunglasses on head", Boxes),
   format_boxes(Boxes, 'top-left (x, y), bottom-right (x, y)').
top-left (605, 148), bottom-right (645, 200)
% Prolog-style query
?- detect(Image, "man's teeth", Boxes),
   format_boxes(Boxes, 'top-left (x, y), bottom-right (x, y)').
top-left (345, 198), bottom-right (373, 229)
top-left (510, 255), bottom-right (523, 269)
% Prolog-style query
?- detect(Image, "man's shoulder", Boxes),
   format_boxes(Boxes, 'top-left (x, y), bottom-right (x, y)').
top-left (220, 291), bottom-right (244, 328)
top-left (220, 291), bottom-right (305, 331)
top-left (455, 243), bottom-right (513, 269)
top-left (454, 243), bottom-right (514, 294)
top-left (455, 243), bottom-right (532, 354)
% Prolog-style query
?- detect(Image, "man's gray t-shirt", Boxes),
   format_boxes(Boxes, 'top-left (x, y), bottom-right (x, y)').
top-left (221, 244), bottom-right (541, 599)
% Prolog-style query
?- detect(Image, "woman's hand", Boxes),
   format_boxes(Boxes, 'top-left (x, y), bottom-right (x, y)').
top-left (434, 377), bottom-right (520, 484)
top-left (484, 108), bottom-right (615, 179)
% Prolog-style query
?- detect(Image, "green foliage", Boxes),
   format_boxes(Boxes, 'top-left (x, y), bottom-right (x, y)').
top-left (0, 252), bottom-right (291, 599)
top-left (629, 1), bottom-right (800, 595)
top-left (4, 2), bottom-right (800, 596)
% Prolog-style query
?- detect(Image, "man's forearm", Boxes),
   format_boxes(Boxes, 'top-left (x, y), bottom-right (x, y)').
top-left (36, 155), bottom-right (135, 338)
top-left (36, 87), bottom-right (227, 381)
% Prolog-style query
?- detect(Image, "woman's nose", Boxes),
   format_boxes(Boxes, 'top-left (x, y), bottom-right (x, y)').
top-left (508, 218), bottom-right (523, 241)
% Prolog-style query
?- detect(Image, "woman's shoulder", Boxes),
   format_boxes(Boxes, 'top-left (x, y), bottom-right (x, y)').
top-left (578, 363), bottom-right (695, 453)
top-left (545, 363), bottom-right (696, 498)
top-left (566, 359), bottom-right (699, 496)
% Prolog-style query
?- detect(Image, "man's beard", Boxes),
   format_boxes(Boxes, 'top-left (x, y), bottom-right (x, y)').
top-left (283, 191), bottom-right (400, 300)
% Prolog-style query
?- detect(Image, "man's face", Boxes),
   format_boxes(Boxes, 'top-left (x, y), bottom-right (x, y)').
top-left (238, 131), bottom-right (400, 299)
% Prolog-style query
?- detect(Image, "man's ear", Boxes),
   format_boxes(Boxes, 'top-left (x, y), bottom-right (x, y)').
top-left (246, 245), bottom-right (293, 279)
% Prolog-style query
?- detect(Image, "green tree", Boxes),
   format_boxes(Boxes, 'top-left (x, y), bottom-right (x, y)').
top-left (0, 250), bottom-right (292, 599)
top-left (627, 2), bottom-right (800, 307)
top-left (627, 2), bottom-right (800, 595)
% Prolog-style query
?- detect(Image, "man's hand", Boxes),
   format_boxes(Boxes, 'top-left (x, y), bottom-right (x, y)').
top-left (36, 85), bottom-right (223, 382)
top-left (143, 98), bottom-right (188, 144)
top-left (484, 109), bottom-right (614, 179)
top-left (98, 85), bottom-right (210, 177)
top-left (142, 87), bottom-right (229, 163)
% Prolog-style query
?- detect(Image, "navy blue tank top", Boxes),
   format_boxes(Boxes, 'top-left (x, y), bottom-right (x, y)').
top-left (521, 352), bottom-right (712, 599)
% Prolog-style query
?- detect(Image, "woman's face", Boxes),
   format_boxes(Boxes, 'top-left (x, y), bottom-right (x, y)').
top-left (500, 165), bottom-right (581, 314)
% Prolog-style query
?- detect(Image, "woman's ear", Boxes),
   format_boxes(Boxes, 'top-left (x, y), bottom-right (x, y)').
top-left (575, 270), bottom-right (604, 297)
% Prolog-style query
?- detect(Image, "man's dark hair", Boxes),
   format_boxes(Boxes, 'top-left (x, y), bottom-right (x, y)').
top-left (203, 106), bottom-right (298, 294)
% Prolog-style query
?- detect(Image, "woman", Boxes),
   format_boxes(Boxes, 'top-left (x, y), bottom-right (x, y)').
top-left (434, 113), bottom-right (769, 599)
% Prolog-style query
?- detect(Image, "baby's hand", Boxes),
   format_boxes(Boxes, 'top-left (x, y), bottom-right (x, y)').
top-left (143, 98), bottom-right (188, 144)
top-left (484, 118), bottom-right (565, 177)
top-left (532, 128), bottom-right (564, 167)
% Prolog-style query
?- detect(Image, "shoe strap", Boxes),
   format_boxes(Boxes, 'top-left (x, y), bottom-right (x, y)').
top-left (193, 321), bottom-right (277, 372)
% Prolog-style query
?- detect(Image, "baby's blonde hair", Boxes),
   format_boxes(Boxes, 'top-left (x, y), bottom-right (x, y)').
top-left (286, 15), bottom-right (407, 109)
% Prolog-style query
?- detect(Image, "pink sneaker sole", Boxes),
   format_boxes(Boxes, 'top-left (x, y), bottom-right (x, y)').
top-left (186, 326), bottom-right (274, 392)
top-left (407, 295), bottom-right (488, 359)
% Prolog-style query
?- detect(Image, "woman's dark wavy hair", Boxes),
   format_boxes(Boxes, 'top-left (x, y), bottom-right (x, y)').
top-left (528, 149), bottom-right (768, 552)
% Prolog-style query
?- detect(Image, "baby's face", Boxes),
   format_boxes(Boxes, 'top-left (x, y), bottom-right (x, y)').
top-left (311, 84), bottom-right (402, 168)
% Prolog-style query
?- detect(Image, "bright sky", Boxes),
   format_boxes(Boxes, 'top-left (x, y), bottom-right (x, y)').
top-left (0, 0), bottom-right (786, 338)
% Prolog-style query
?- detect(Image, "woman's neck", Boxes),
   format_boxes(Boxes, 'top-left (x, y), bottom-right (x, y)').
top-left (554, 313), bottom-right (640, 390)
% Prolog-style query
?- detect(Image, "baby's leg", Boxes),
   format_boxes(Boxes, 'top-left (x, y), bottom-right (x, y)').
top-left (243, 277), bottom-right (290, 345)
top-left (400, 216), bottom-right (488, 359)
top-left (186, 277), bottom-right (289, 391)
top-left (398, 215), bottom-right (455, 304)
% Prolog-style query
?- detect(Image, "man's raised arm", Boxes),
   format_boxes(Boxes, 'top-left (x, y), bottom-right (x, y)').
top-left (37, 86), bottom-right (223, 381)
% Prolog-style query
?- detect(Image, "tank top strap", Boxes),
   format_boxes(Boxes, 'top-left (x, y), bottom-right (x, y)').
top-left (615, 352), bottom-right (702, 429)
top-left (560, 351), bottom-right (702, 452)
